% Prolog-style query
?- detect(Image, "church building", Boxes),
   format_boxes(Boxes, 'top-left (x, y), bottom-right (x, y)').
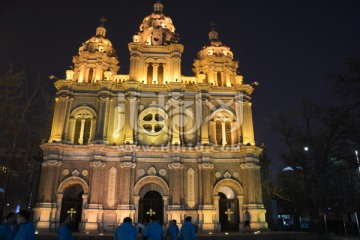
top-left (34, 2), bottom-right (268, 233)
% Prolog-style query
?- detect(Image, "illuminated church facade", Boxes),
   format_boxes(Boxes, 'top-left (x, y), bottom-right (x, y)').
top-left (34, 2), bottom-right (267, 233)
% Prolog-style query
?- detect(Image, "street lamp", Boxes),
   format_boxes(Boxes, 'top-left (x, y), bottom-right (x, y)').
top-left (304, 146), bottom-right (309, 152)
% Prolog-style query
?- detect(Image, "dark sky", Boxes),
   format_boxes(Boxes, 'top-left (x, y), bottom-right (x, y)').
top-left (1, 0), bottom-right (360, 175)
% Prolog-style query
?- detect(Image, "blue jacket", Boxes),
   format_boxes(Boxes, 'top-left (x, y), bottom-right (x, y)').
top-left (0, 223), bottom-right (17, 240)
top-left (180, 222), bottom-right (195, 240)
top-left (142, 222), bottom-right (163, 240)
top-left (58, 225), bottom-right (73, 240)
top-left (166, 224), bottom-right (179, 240)
top-left (14, 222), bottom-right (36, 240)
top-left (114, 222), bottom-right (138, 240)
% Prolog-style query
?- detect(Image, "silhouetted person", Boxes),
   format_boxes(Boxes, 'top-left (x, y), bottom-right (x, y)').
top-left (244, 210), bottom-right (251, 233)
top-left (114, 217), bottom-right (138, 240)
top-left (180, 217), bottom-right (195, 240)
top-left (166, 220), bottom-right (179, 240)
top-left (0, 212), bottom-right (17, 240)
top-left (58, 216), bottom-right (73, 240)
top-left (15, 210), bottom-right (36, 240)
top-left (142, 216), bottom-right (163, 240)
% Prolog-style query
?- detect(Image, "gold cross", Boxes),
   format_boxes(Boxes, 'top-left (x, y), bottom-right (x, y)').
top-left (67, 208), bottom-right (77, 220)
top-left (146, 209), bottom-right (156, 216)
top-left (225, 208), bottom-right (233, 221)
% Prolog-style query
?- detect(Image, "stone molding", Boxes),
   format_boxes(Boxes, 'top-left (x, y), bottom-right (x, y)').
top-left (120, 161), bottom-right (136, 168)
top-left (89, 160), bottom-right (106, 168)
top-left (168, 163), bottom-right (184, 170)
top-left (41, 160), bottom-right (63, 167)
top-left (198, 163), bottom-right (214, 170)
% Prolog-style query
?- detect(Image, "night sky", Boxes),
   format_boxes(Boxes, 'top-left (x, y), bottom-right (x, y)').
top-left (1, 0), bottom-right (360, 176)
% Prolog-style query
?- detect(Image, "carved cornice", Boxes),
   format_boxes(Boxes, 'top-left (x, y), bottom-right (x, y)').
top-left (198, 163), bottom-right (214, 170)
top-left (168, 163), bottom-right (184, 170)
top-left (89, 160), bottom-right (106, 168)
top-left (120, 161), bottom-right (136, 169)
top-left (42, 160), bottom-right (63, 167)
top-left (239, 162), bottom-right (260, 169)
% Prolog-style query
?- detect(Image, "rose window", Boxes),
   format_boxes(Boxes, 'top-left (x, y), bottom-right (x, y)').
top-left (138, 108), bottom-right (168, 135)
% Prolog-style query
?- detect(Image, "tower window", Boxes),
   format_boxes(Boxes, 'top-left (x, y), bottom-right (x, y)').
top-left (88, 68), bottom-right (94, 83)
top-left (147, 63), bottom-right (153, 84)
top-left (217, 72), bottom-right (222, 87)
top-left (74, 117), bottom-right (91, 144)
top-left (158, 63), bottom-right (164, 84)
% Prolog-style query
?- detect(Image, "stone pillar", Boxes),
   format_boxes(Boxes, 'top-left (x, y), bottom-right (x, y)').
top-left (170, 97), bottom-right (182, 145)
top-left (125, 95), bottom-right (138, 144)
top-left (230, 121), bottom-right (236, 145)
top-left (198, 163), bottom-right (214, 205)
top-left (213, 195), bottom-right (220, 231)
top-left (95, 92), bottom-right (112, 142)
top-left (119, 162), bottom-right (136, 205)
top-left (201, 97), bottom-right (210, 144)
top-left (221, 122), bottom-right (226, 146)
top-left (67, 117), bottom-right (76, 142)
top-left (42, 160), bottom-right (63, 202)
top-left (89, 161), bottom-right (106, 205)
top-left (237, 195), bottom-right (244, 231)
top-left (234, 96), bottom-right (243, 144)
top-left (168, 163), bottom-right (184, 205)
top-left (210, 121), bottom-right (216, 144)
top-left (78, 118), bottom-right (86, 144)
top-left (49, 94), bottom-right (72, 142)
top-left (242, 101), bottom-right (255, 145)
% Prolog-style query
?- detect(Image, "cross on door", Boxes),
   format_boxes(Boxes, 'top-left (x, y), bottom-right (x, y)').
top-left (225, 208), bottom-right (233, 221)
top-left (67, 208), bottom-right (77, 220)
top-left (146, 209), bottom-right (156, 216)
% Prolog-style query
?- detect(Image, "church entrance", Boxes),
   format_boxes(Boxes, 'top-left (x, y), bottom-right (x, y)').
top-left (219, 192), bottom-right (239, 232)
top-left (60, 184), bottom-right (84, 232)
top-left (138, 191), bottom-right (164, 224)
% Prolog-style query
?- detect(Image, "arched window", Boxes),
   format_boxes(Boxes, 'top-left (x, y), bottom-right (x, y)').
top-left (147, 63), bottom-right (153, 84)
top-left (217, 72), bottom-right (222, 86)
top-left (88, 68), bottom-right (93, 83)
top-left (158, 63), bottom-right (164, 84)
top-left (70, 107), bottom-right (96, 144)
top-left (211, 110), bottom-right (236, 146)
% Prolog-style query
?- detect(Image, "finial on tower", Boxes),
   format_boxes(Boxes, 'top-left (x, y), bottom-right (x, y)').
top-left (99, 17), bottom-right (107, 27)
top-left (154, 1), bottom-right (164, 13)
top-left (96, 17), bottom-right (107, 37)
top-left (208, 21), bottom-right (219, 41)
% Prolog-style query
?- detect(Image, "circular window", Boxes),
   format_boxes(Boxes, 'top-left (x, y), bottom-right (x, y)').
top-left (138, 108), bottom-right (168, 135)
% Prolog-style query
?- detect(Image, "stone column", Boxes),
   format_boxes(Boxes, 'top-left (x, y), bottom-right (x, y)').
top-left (170, 97), bottom-right (181, 145)
top-left (210, 121), bottom-right (216, 144)
top-left (242, 101), bottom-right (255, 145)
top-left (67, 117), bottom-right (76, 142)
top-left (95, 92), bottom-right (111, 142)
top-left (221, 122), bottom-right (226, 146)
top-left (42, 160), bottom-right (63, 202)
top-left (49, 94), bottom-right (72, 142)
top-left (201, 97), bottom-right (210, 144)
top-left (237, 195), bottom-right (244, 230)
top-left (89, 161), bottom-right (106, 205)
top-left (213, 195), bottom-right (220, 231)
top-left (230, 121), bottom-right (236, 145)
top-left (125, 95), bottom-right (138, 144)
top-left (119, 162), bottom-right (136, 205)
top-left (78, 118), bottom-right (86, 144)
top-left (168, 163), bottom-right (184, 205)
top-left (198, 163), bottom-right (214, 205)
top-left (239, 162), bottom-right (261, 204)
top-left (234, 96), bottom-right (243, 144)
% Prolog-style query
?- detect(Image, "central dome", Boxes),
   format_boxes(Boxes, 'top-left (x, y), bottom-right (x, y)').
top-left (133, 1), bottom-right (178, 45)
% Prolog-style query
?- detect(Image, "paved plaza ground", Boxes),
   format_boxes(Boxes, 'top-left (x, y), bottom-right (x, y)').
top-left (35, 231), bottom-right (359, 240)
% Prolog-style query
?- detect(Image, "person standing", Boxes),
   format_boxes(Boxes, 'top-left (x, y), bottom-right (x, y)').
top-left (166, 220), bottom-right (179, 240)
top-left (142, 216), bottom-right (163, 240)
top-left (58, 216), bottom-right (73, 240)
top-left (0, 212), bottom-right (17, 240)
top-left (114, 217), bottom-right (138, 240)
top-left (15, 210), bottom-right (36, 240)
top-left (180, 217), bottom-right (195, 240)
top-left (244, 210), bottom-right (251, 233)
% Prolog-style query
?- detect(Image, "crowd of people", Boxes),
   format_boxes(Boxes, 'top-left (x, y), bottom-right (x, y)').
top-left (0, 210), bottom-right (37, 240)
top-left (1, 211), bottom-right (196, 240)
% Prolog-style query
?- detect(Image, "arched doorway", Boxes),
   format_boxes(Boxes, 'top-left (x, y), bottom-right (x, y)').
top-left (60, 184), bottom-right (84, 232)
top-left (218, 187), bottom-right (239, 232)
top-left (138, 191), bottom-right (164, 224)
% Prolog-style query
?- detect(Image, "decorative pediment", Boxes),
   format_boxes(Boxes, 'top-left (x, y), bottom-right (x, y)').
top-left (72, 169), bottom-right (80, 176)
top-left (224, 171), bottom-right (232, 178)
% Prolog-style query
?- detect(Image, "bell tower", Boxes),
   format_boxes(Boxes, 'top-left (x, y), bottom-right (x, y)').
top-left (128, 1), bottom-right (184, 84)
top-left (67, 18), bottom-right (120, 83)
top-left (193, 24), bottom-right (242, 86)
